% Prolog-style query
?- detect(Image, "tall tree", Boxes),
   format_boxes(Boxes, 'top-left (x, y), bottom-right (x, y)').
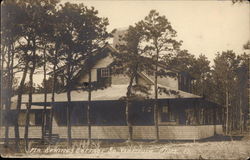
top-left (112, 25), bottom-right (153, 142)
top-left (190, 54), bottom-right (211, 97)
top-left (39, 5), bottom-right (58, 142)
top-left (168, 49), bottom-right (196, 73)
top-left (55, 2), bottom-right (86, 147)
top-left (212, 50), bottom-right (240, 135)
top-left (41, 44), bottom-right (48, 142)
top-left (235, 53), bottom-right (249, 132)
top-left (46, 10), bottom-right (65, 142)
top-left (54, 2), bottom-right (110, 146)
top-left (1, 0), bottom-right (24, 149)
top-left (80, 6), bottom-right (111, 145)
top-left (13, 39), bottom-right (31, 151)
top-left (139, 10), bottom-right (182, 141)
top-left (12, 0), bottom-right (59, 150)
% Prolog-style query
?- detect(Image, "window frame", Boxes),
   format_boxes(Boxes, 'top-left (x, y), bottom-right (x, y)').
top-left (100, 68), bottom-right (110, 78)
top-left (159, 104), bottom-right (177, 125)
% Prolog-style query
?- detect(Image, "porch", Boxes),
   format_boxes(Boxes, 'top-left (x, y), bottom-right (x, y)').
top-left (1, 97), bottom-right (223, 141)
top-left (0, 125), bottom-right (223, 140)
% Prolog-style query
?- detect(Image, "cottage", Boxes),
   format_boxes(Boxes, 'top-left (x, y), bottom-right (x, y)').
top-left (0, 44), bottom-right (223, 141)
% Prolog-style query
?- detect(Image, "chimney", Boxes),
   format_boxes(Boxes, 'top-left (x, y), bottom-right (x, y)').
top-left (112, 28), bottom-right (127, 49)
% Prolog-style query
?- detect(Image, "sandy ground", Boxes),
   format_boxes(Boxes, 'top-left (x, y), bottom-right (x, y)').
top-left (1, 137), bottom-right (250, 159)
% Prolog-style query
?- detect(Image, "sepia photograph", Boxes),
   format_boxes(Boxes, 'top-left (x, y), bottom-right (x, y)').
top-left (0, 0), bottom-right (249, 159)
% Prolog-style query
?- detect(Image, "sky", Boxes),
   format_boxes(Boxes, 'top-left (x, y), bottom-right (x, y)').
top-left (33, 0), bottom-right (250, 84)
top-left (63, 0), bottom-right (250, 60)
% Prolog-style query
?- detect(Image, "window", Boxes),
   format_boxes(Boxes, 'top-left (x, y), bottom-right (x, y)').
top-left (35, 112), bottom-right (42, 125)
top-left (18, 112), bottom-right (36, 126)
top-left (97, 67), bottom-right (112, 87)
top-left (169, 112), bottom-right (175, 122)
top-left (100, 68), bottom-right (110, 77)
top-left (161, 105), bottom-right (176, 122)
top-left (18, 112), bottom-right (26, 126)
top-left (161, 105), bottom-right (169, 122)
top-left (162, 105), bottom-right (169, 113)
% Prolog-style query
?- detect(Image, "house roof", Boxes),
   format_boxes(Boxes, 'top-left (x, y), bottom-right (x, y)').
top-left (48, 43), bottom-right (191, 80)
top-left (47, 43), bottom-right (115, 75)
top-left (10, 84), bottom-right (201, 108)
top-left (73, 44), bottom-right (116, 83)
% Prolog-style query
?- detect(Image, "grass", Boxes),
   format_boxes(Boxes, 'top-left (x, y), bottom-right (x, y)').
top-left (1, 135), bottom-right (250, 159)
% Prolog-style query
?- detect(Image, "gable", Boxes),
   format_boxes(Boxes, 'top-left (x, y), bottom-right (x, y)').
top-left (92, 54), bottom-right (113, 68)
top-left (78, 54), bottom-right (113, 83)
top-left (70, 44), bottom-right (183, 91)
top-left (75, 45), bottom-right (115, 84)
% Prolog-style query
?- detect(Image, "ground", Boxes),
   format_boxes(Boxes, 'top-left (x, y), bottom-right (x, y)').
top-left (1, 134), bottom-right (250, 159)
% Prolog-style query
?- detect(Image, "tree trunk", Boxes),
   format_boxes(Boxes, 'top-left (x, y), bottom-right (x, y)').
top-left (66, 89), bottom-right (72, 147)
top-left (4, 44), bottom-right (15, 146)
top-left (14, 61), bottom-right (29, 152)
top-left (213, 107), bottom-right (217, 135)
top-left (229, 103), bottom-right (232, 135)
top-left (126, 74), bottom-right (135, 142)
top-left (4, 45), bottom-right (11, 146)
top-left (87, 69), bottom-right (92, 145)
top-left (14, 37), bottom-right (30, 151)
top-left (0, 46), bottom-right (5, 132)
top-left (49, 99), bottom-right (54, 142)
top-left (42, 46), bottom-right (47, 142)
top-left (239, 95), bottom-right (243, 133)
top-left (225, 89), bottom-right (229, 135)
top-left (66, 58), bottom-right (72, 147)
top-left (24, 63), bottom-right (35, 151)
top-left (154, 47), bottom-right (160, 142)
top-left (49, 48), bottom-right (58, 142)
top-left (126, 100), bottom-right (133, 141)
top-left (24, 103), bottom-right (30, 151)
top-left (24, 39), bottom-right (36, 151)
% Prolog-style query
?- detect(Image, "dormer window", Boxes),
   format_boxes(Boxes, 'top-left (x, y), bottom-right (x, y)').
top-left (100, 68), bottom-right (110, 77)
top-left (97, 67), bottom-right (111, 87)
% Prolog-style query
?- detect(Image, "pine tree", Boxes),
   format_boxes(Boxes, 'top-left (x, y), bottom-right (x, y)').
top-left (212, 51), bottom-right (240, 135)
top-left (54, 2), bottom-right (110, 146)
top-left (112, 25), bottom-right (154, 142)
top-left (139, 10), bottom-right (182, 142)
top-left (1, 0), bottom-right (30, 151)
top-left (11, 0), bottom-right (59, 150)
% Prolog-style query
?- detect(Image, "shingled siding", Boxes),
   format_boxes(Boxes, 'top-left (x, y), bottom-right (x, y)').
top-left (0, 126), bottom-right (42, 138)
top-left (198, 125), bottom-right (223, 138)
top-left (111, 74), bottom-right (130, 85)
top-left (0, 125), bottom-right (222, 140)
top-left (52, 126), bottom-right (129, 139)
top-left (51, 125), bottom-right (223, 140)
